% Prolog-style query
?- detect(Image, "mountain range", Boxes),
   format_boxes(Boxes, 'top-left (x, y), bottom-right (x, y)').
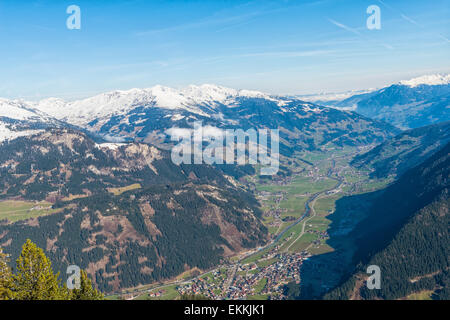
top-left (0, 84), bottom-right (399, 157)
top-left (313, 74), bottom-right (450, 129)
top-left (0, 74), bottom-right (448, 297)
top-left (2, 74), bottom-right (448, 144)
top-left (0, 83), bottom-right (401, 294)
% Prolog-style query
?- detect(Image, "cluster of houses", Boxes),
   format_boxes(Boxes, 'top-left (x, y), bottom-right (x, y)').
top-left (176, 252), bottom-right (310, 300)
top-left (177, 269), bottom-right (226, 300)
top-left (227, 252), bottom-right (308, 299)
top-left (148, 290), bottom-right (164, 298)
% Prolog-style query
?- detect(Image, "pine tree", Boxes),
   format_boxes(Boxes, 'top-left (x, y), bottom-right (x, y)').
top-left (69, 270), bottom-right (104, 300)
top-left (0, 248), bottom-right (14, 300)
top-left (13, 239), bottom-right (68, 300)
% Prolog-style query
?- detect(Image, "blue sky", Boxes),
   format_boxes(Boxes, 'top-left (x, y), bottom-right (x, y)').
top-left (0, 0), bottom-right (449, 100)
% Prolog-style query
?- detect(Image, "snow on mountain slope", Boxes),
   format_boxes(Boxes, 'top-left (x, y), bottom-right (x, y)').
top-left (399, 74), bottom-right (450, 87)
top-left (0, 98), bottom-right (63, 142)
top-left (0, 122), bottom-right (44, 142)
top-left (31, 84), bottom-right (275, 126)
top-left (330, 74), bottom-right (450, 128)
top-left (182, 84), bottom-right (269, 102)
top-left (0, 84), bottom-right (399, 152)
top-left (0, 98), bottom-right (65, 123)
top-left (301, 74), bottom-right (449, 108)
top-left (0, 84), bottom-right (295, 143)
top-left (0, 98), bottom-right (45, 121)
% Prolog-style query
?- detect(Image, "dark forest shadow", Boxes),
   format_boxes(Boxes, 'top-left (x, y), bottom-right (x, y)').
top-left (294, 190), bottom-right (382, 299)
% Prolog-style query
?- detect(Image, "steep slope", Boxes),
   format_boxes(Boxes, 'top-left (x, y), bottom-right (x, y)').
top-left (325, 142), bottom-right (450, 300)
top-left (331, 74), bottom-right (450, 129)
top-left (0, 129), bottom-right (267, 292)
top-left (351, 121), bottom-right (450, 178)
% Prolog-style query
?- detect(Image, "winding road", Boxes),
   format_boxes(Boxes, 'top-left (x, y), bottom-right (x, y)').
top-left (125, 158), bottom-right (345, 299)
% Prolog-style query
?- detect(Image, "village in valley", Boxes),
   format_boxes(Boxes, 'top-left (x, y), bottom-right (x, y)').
top-left (176, 252), bottom-right (308, 300)
top-left (114, 147), bottom-right (389, 301)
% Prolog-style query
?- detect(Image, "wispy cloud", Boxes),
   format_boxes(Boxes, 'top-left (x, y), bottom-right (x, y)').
top-left (328, 19), bottom-right (361, 36)
top-left (378, 0), bottom-right (449, 45)
top-left (135, 0), bottom-right (328, 37)
top-left (135, 11), bottom-right (259, 36)
top-left (438, 34), bottom-right (450, 43)
top-left (400, 14), bottom-right (421, 27)
top-left (134, 2), bottom-right (277, 38)
top-left (327, 18), bottom-right (393, 50)
top-left (237, 50), bottom-right (335, 59)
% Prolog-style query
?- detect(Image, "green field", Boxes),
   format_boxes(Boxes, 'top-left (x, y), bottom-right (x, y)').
top-left (107, 183), bottom-right (142, 195)
top-left (253, 278), bottom-right (267, 294)
top-left (404, 290), bottom-right (433, 300)
top-left (0, 200), bottom-right (61, 223)
top-left (308, 244), bottom-right (334, 255)
top-left (314, 195), bottom-right (340, 216)
top-left (246, 157), bottom-right (341, 263)
top-left (287, 232), bottom-right (317, 253)
top-left (257, 257), bottom-right (278, 268)
top-left (256, 176), bottom-right (335, 196)
top-left (247, 294), bottom-right (269, 300)
top-left (287, 195), bottom-right (341, 253)
top-left (242, 245), bottom-right (275, 265)
top-left (140, 284), bottom-right (180, 300)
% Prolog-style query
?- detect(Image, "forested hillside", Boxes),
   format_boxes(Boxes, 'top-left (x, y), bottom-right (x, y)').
top-left (351, 121), bottom-right (450, 178)
top-left (0, 129), bottom-right (268, 292)
top-left (325, 142), bottom-right (450, 300)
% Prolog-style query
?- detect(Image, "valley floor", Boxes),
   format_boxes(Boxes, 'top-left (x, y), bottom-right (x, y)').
top-left (110, 145), bottom-right (394, 300)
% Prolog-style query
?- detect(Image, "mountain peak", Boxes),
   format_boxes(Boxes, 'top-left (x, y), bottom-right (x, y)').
top-left (399, 73), bottom-right (450, 87)
top-left (13, 84), bottom-right (275, 126)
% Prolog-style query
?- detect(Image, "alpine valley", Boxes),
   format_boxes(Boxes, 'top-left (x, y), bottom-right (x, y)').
top-left (0, 74), bottom-right (448, 300)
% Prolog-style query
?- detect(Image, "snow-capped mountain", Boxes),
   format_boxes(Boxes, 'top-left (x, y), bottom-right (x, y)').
top-left (317, 74), bottom-right (450, 129)
top-left (0, 84), bottom-right (273, 142)
top-left (0, 84), bottom-right (399, 152)
top-left (32, 84), bottom-right (273, 127)
top-left (399, 74), bottom-right (450, 87)
top-left (0, 98), bottom-right (54, 122)
top-left (0, 98), bottom-right (64, 142)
